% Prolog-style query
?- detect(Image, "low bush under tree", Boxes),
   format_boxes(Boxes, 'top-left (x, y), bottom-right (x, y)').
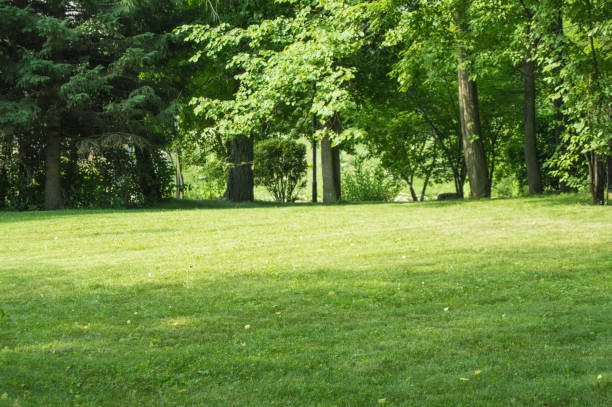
top-left (254, 139), bottom-right (307, 202)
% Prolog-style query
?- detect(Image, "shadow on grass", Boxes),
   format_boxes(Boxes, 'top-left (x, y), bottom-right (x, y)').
top-left (1, 256), bottom-right (611, 406)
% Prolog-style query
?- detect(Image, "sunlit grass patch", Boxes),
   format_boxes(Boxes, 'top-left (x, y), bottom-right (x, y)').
top-left (0, 194), bottom-right (611, 406)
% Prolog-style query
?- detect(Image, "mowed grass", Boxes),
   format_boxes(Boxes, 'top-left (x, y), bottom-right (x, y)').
top-left (0, 195), bottom-right (611, 406)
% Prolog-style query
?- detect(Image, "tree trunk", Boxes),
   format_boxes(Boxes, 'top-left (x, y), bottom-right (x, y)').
top-left (321, 134), bottom-right (341, 203)
top-left (420, 150), bottom-right (437, 201)
top-left (332, 144), bottom-right (341, 200)
top-left (608, 155), bottom-right (612, 192)
top-left (523, 55), bottom-right (543, 194)
top-left (227, 134), bottom-right (254, 202)
top-left (409, 184), bottom-right (418, 202)
top-left (174, 147), bottom-right (185, 199)
top-left (0, 167), bottom-right (7, 209)
top-left (587, 152), bottom-right (607, 205)
top-left (44, 131), bottom-right (63, 210)
top-left (457, 55), bottom-right (489, 199)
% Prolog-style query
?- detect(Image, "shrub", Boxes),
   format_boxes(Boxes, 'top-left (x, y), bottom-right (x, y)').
top-left (254, 139), bottom-right (307, 202)
top-left (183, 156), bottom-right (227, 200)
top-left (342, 158), bottom-right (401, 202)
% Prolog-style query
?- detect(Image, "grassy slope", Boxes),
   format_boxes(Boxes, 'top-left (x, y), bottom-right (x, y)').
top-left (0, 195), bottom-right (610, 406)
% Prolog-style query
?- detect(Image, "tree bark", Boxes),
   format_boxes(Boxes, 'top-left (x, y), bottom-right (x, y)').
top-left (608, 155), bottom-right (612, 192)
top-left (457, 55), bottom-right (489, 199)
top-left (321, 134), bottom-right (341, 203)
top-left (420, 150), bottom-right (437, 201)
top-left (227, 134), bottom-right (254, 202)
top-left (522, 54), bottom-right (543, 194)
top-left (332, 144), bottom-right (341, 200)
top-left (44, 131), bottom-right (63, 210)
top-left (174, 147), bottom-right (184, 199)
top-left (587, 152), bottom-right (607, 205)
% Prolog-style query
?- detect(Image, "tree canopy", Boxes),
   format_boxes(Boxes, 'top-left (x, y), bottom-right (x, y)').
top-left (1, 0), bottom-right (610, 208)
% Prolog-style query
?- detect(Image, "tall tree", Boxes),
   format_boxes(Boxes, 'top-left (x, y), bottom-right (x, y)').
top-left (182, 1), bottom-right (362, 202)
top-left (535, 0), bottom-right (611, 204)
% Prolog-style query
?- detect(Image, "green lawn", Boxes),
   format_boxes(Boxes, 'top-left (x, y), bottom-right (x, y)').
top-left (0, 195), bottom-right (611, 406)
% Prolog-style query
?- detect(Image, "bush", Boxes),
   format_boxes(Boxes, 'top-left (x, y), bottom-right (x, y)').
top-left (254, 139), bottom-right (307, 202)
top-left (183, 156), bottom-right (227, 200)
top-left (64, 147), bottom-right (173, 209)
top-left (342, 158), bottom-right (401, 202)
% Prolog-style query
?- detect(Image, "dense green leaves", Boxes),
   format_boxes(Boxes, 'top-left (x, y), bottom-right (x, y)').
top-left (1, 0), bottom-right (609, 207)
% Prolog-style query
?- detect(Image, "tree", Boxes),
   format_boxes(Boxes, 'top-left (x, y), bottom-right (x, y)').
top-left (0, 0), bottom-right (191, 209)
top-left (535, 0), bottom-right (611, 204)
top-left (182, 1), bottom-right (362, 202)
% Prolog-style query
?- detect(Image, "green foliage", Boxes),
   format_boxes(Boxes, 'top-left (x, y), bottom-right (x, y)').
top-left (1, 0), bottom-right (610, 207)
top-left (535, 0), bottom-right (611, 200)
top-left (254, 138), bottom-right (307, 202)
top-left (183, 158), bottom-right (228, 200)
top-left (0, 0), bottom-right (197, 209)
top-left (181, 0), bottom-right (363, 146)
top-left (61, 148), bottom-right (173, 209)
top-left (342, 157), bottom-right (401, 202)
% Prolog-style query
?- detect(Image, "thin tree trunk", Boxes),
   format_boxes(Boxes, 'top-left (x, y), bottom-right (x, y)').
top-left (332, 144), bottom-right (341, 201)
top-left (594, 155), bottom-right (605, 205)
top-left (523, 54), bottom-right (543, 194)
top-left (407, 179), bottom-right (418, 202)
top-left (174, 147), bottom-right (185, 199)
top-left (606, 155), bottom-right (610, 205)
top-left (419, 177), bottom-right (429, 202)
top-left (457, 54), bottom-right (489, 199)
top-left (227, 134), bottom-right (254, 202)
top-left (420, 149), bottom-right (437, 201)
top-left (44, 131), bottom-right (63, 210)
